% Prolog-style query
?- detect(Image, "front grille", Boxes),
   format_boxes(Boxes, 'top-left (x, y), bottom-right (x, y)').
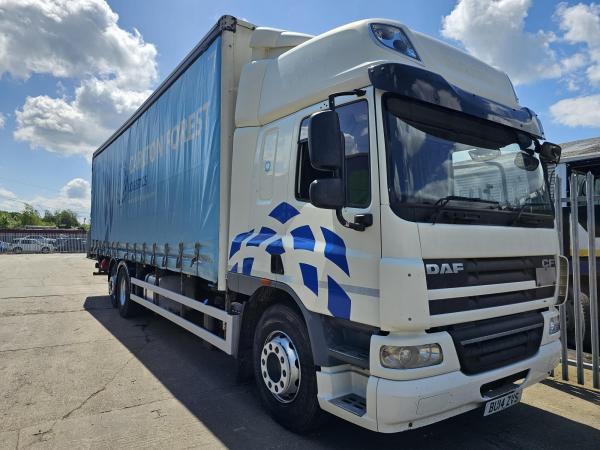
top-left (429, 286), bottom-right (554, 315)
top-left (443, 311), bottom-right (544, 375)
top-left (424, 256), bottom-right (553, 290)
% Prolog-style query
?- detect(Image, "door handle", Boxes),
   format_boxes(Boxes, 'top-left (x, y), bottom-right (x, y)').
top-left (354, 213), bottom-right (373, 229)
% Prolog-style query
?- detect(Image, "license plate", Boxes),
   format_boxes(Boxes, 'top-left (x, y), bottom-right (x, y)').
top-left (483, 390), bottom-right (522, 416)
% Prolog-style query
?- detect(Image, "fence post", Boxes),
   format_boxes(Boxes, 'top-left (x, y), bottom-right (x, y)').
top-left (555, 176), bottom-right (570, 381)
top-left (586, 172), bottom-right (600, 389)
top-left (570, 173), bottom-right (585, 385)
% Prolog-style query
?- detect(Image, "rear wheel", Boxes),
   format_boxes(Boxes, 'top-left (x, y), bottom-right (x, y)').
top-left (253, 303), bottom-right (326, 433)
top-left (116, 265), bottom-right (138, 318)
top-left (41, 247), bottom-right (50, 254)
top-left (108, 263), bottom-right (118, 308)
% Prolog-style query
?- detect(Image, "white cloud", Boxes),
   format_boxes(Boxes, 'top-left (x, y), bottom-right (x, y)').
top-left (0, 113), bottom-right (5, 129)
top-left (0, 178), bottom-right (91, 220)
top-left (556, 2), bottom-right (600, 85)
top-left (549, 3), bottom-right (600, 127)
top-left (61, 178), bottom-right (90, 200)
top-left (13, 78), bottom-right (151, 158)
top-left (550, 94), bottom-right (600, 127)
top-left (0, 0), bottom-right (157, 159)
top-left (441, 0), bottom-right (564, 85)
top-left (0, 186), bottom-right (24, 212)
top-left (0, 0), bottom-right (156, 86)
top-left (561, 52), bottom-right (588, 72)
top-left (442, 1), bottom-right (600, 129)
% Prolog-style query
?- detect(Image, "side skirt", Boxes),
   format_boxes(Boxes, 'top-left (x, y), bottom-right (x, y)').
top-left (129, 277), bottom-right (241, 355)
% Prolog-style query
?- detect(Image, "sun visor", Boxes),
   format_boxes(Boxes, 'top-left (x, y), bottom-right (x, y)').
top-left (369, 63), bottom-right (544, 139)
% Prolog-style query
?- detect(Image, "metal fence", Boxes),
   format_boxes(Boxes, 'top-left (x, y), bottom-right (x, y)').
top-left (555, 174), bottom-right (600, 389)
top-left (0, 229), bottom-right (87, 254)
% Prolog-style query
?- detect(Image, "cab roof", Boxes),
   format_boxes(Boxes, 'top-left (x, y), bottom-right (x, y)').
top-left (236, 18), bottom-right (521, 127)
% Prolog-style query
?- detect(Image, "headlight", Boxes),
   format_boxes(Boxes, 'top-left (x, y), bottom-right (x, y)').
top-left (549, 315), bottom-right (560, 335)
top-left (370, 23), bottom-right (420, 60)
top-left (380, 344), bottom-right (443, 369)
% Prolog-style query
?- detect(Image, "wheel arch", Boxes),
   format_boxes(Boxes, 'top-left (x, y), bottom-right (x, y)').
top-left (229, 274), bottom-right (333, 381)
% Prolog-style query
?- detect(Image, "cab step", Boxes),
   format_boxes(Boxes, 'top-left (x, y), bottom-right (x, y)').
top-left (330, 393), bottom-right (367, 416)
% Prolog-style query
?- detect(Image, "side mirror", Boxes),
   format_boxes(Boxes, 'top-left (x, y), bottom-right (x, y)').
top-left (309, 178), bottom-right (345, 209)
top-left (308, 110), bottom-right (344, 171)
top-left (539, 142), bottom-right (561, 163)
top-left (514, 152), bottom-right (540, 171)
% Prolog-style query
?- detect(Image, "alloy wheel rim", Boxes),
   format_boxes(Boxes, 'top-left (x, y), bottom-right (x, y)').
top-left (119, 276), bottom-right (127, 306)
top-left (260, 330), bottom-right (301, 403)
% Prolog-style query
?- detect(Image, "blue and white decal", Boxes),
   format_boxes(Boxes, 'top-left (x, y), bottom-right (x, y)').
top-left (228, 202), bottom-right (354, 320)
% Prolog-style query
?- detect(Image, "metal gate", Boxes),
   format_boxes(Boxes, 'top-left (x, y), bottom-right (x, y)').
top-left (0, 230), bottom-right (87, 254)
top-left (555, 173), bottom-right (600, 388)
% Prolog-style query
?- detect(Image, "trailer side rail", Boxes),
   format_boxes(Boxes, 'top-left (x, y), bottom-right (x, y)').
top-left (129, 277), bottom-right (241, 355)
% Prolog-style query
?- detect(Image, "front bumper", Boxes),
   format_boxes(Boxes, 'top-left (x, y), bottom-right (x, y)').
top-left (317, 339), bottom-right (560, 433)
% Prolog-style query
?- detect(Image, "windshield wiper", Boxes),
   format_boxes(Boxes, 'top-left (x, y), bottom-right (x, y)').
top-left (429, 195), bottom-right (500, 224)
top-left (510, 200), bottom-right (548, 225)
top-left (510, 190), bottom-right (548, 225)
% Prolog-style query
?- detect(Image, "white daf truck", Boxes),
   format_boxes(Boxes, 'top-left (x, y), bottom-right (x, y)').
top-left (89, 16), bottom-right (565, 433)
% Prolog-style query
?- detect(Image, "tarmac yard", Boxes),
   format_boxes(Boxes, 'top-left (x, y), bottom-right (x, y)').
top-left (0, 254), bottom-right (598, 449)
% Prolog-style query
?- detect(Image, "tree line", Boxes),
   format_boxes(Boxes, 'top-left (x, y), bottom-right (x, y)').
top-left (0, 204), bottom-right (87, 230)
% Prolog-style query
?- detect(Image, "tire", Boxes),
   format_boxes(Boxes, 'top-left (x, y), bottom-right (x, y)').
top-left (12, 247), bottom-right (22, 254)
top-left (253, 303), bottom-right (327, 433)
top-left (566, 291), bottom-right (588, 349)
top-left (41, 247), bottom-right (50, 254)
top-left (108, 263), bottom-right (118, 308)
top-left (116, 265), bottom-right (139, 318)
top-left (581, 294), bottom-right (592, 353)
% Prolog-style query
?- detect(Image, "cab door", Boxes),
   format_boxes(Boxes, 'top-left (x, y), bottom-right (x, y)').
top-left (281, 90), bottom-right (382, 326)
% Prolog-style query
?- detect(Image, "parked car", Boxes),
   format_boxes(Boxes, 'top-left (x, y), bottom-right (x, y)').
top-left (11, 238), bottom-right (54, 253)
top-left (23, 235), bottom-right (57, 246)
top-left (54, 237), bottom-right (86, 252)
top-left (0, 241), bottom-right (9, 253)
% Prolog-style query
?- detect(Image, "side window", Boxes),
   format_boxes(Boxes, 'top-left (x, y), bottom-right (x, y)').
top-left (295, 119), bottom-right (333, 201)
top-left (294, 100), bottom-right (371, 207)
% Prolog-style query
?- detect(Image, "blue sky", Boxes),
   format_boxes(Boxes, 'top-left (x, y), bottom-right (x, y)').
top-left (1, 0), bottom-right (600, 220)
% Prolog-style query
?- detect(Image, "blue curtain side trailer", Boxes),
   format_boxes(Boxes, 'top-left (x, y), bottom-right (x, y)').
top-left (90, 17), bottom-right (254, 291)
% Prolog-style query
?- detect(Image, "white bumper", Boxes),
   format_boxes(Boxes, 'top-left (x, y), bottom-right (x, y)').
top-left (376, 340), bottom-right (560, 432)
top-left (317, 339), bottom-right (561, 433)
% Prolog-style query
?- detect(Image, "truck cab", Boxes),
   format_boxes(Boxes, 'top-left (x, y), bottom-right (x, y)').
top-left (228, 19), bottom-right (563, 432)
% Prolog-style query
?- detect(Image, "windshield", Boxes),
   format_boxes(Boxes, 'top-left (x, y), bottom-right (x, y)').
top-left (383, 95), bottom-right (553, 227)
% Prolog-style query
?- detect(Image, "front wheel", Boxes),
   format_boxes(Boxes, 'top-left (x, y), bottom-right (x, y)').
top-left (12, 247), bottom-right (22, 254)
top-left (41, 247), bottom-right (50, 254)
top-left (253, 303), bottom-right (327, 433)
top-left (565, 291), bottom-right (588, 348)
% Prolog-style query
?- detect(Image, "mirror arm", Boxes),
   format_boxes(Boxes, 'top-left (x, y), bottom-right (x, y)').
top-left (328, 89), bottom-right (366, 110)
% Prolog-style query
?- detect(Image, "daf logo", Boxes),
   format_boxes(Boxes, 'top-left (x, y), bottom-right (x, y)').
top-left (426, 263), bottom-right (464, 275)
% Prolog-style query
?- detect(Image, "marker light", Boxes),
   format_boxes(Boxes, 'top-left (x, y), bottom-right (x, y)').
top-left (370, 23), bottom-right (420, 60)
top-left (380, 344), bottom-right (443, 369)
